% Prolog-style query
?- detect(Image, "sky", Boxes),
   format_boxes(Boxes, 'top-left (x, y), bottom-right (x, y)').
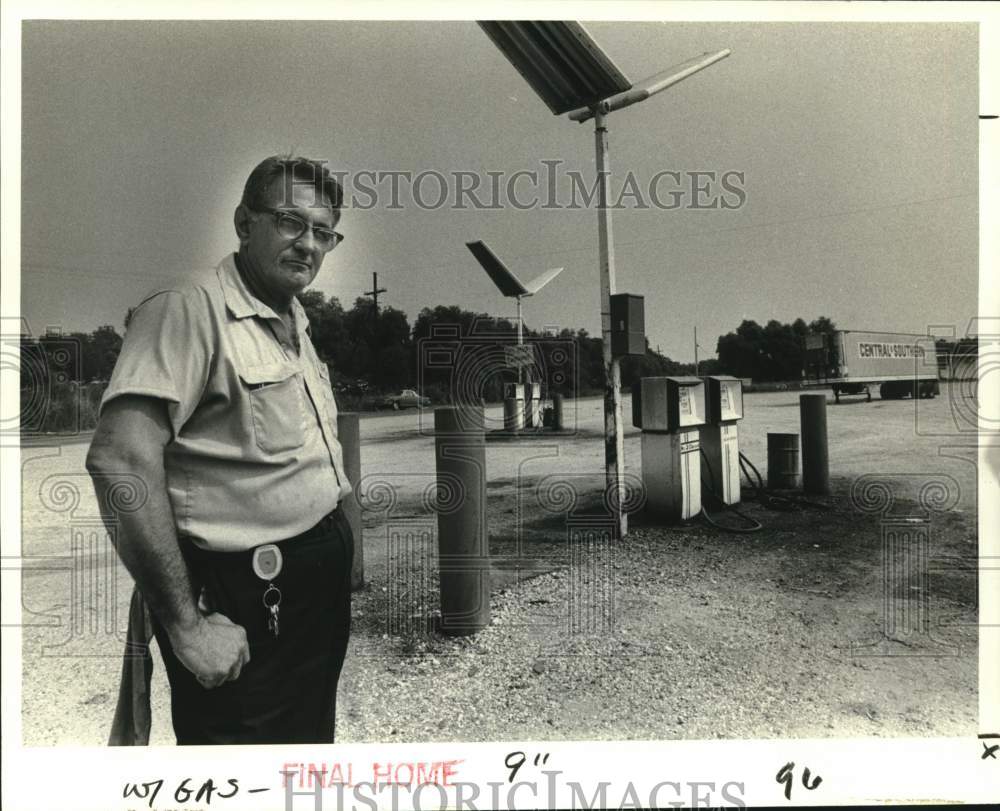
top-left (16, 17), bottom-right (979, 362)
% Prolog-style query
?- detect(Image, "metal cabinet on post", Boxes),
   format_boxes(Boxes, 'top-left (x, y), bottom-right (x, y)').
top-left (632, 376), bottom-right (705, 521)
top-left (610, 294), bottom-right (645, 357)
top-left (700, 375), bottom-right (744, 505)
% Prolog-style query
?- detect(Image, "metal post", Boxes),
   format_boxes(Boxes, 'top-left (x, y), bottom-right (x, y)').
top-left (503, 398), bottom-right (519, 432)
top-left (337, 413), bottom-right (364, 590)
top-left (594, 109), bottom-right (627, 539)
top-left (800, 392), bottom-right (831, 494)
top-left (516, 296), bottom-right (524, 385)
top-left (552, 392), bottom-right (564, 431)
top-left (694, 326), bottom-right (699, 375)
top-left (434, 406), bottom-right (490, 635)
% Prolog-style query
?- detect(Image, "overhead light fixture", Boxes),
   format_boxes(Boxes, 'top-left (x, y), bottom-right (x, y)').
top-left (478, 21), bottom-right (632, 115)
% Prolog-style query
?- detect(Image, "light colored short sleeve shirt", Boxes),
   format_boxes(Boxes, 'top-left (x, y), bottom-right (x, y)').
top-left (101, 254), bottom-right (352, 551)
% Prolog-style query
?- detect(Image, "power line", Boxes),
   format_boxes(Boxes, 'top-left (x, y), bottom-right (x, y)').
top-left (19, 261), bottom-right (212, 282)
top-left (499, 189), bottom-right (978, 264)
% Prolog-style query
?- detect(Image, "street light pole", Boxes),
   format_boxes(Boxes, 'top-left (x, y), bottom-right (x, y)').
top-left (465, 239), bottom-right (564, 390)
top-left (594, 109), bottom-right (627, 539)
top-left (476, 21), bottom-right (731, 542)
top-left (516, 295), bottom-right (524, 385)
top-left (573, 49), bottom-right (731, 541)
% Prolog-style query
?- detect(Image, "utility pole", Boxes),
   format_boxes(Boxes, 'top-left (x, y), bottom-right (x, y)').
top-left (694, 326), bottom-right (700, 376)
top-left (364, 272), bottom-right (387, 312)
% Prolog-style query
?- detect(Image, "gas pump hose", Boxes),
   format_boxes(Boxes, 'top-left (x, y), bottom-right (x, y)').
top-left (738, 451), bottom-right (832, 512)
top-left (698, 449), bottom-right (764, 533)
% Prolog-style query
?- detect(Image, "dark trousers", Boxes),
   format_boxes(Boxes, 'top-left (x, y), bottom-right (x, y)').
top-left (152, 508), bottom-right (353, 745)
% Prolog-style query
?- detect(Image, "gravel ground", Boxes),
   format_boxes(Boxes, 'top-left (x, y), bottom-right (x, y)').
top-left (18, 387), bottom-right (979, 745)
top-left (336, 476), bottom-right (977, 743)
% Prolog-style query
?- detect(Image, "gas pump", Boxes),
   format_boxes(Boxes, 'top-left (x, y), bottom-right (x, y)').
top-left (504, 382), bottom-right (525, 431)
top-left (700, 376), bottom-right (745, 505)
top-left (632, 376), bottom-right (705, 521)
top-left (526, 381), bottom-right (543, 428)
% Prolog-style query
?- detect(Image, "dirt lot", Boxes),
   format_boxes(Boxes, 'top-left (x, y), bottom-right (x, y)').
top-left (18, 385), bottom-right (979, 745)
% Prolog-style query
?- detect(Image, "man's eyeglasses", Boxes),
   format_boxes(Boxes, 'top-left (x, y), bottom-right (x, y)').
top-left (254, 206), bottom-right (344, 252)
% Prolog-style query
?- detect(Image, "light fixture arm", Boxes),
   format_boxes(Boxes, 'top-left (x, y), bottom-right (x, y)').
top-left (568, 48), bottom-right (732, 123)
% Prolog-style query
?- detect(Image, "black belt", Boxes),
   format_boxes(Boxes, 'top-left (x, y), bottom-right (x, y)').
top-left (183, 507), bottom-right (341, 569)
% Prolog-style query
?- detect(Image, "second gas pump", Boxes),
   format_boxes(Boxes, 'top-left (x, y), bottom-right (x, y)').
top-left (699, 375), bottom-right (745, 505)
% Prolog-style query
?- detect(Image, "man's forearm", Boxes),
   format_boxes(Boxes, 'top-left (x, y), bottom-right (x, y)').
top-left (88, 456), bottom-right (200, 636)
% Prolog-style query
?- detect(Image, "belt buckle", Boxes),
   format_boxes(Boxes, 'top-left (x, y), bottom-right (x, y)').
top-left (252, 544), bottom-right (283, 581)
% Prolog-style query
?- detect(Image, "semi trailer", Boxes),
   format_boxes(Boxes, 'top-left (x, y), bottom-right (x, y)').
top-left (803, 330), bottom-right (940, 403)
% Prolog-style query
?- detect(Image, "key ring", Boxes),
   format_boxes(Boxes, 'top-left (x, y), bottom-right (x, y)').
top-left (262, 583), bottom-right (282, 608)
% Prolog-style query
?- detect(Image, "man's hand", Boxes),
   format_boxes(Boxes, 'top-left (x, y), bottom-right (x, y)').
top-left (169, 614), bottom-right (251, 689)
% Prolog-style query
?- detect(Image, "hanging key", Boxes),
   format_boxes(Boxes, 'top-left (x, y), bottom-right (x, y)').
top-left (269, 603), bottom-right (280, 638)
top-left (253, 544), bottom-right (284, 638)
top-left (263, 583), bottom-right (282, 638)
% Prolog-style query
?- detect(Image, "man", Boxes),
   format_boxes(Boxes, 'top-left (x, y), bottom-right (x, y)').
top-left (86, 156), bottom-right (354, 745)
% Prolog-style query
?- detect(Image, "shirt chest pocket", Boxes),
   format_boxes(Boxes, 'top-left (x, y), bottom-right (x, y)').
top-left (238, 363), bottom-right (307, 454)
top-left (316, 363), bottom-right (338, 421)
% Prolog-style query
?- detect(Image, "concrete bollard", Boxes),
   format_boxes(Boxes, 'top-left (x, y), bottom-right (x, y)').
top-left (338, 413), bottom-right (364, 590)
top-left (552, 393), bottom-right (564, 431)
top-left (434, 406), bottom-right (490, 635)
top-left (767, 432), bottom-right (800, 489)
top-left (503, 398), bottom-right (519, 432)
top-left (800, 393), bottom-right (830, 495)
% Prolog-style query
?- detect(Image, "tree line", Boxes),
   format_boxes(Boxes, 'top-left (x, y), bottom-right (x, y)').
top-left (38, 296), bottom-right (975, 431)
top-left (296, 292), bottom-right (700, 404)
top-left (18, 294), bottom-right (705, 430)
top-left (15, 306), bottom-right (851, 406)
top-left (714, 316), bottom-right (838, 382)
